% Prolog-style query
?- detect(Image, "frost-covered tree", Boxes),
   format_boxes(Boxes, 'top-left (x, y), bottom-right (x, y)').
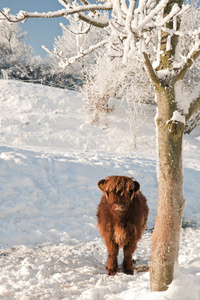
top-left (2, 0), bottom-right (200, 292)
top-left (43, 15), bottom-right (107, 83)
top-left (84, 52), bottom-right (154, 103)
top-left (83, 51), bottom-right (153, 146)
top-left (83, 50), bottom-right (154, 121)
top-left (0, 8), bottom-right (34, 79)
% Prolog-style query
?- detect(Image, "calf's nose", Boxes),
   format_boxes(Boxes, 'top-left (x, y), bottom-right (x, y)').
top-left (112, 204), bottom-right (123, 211)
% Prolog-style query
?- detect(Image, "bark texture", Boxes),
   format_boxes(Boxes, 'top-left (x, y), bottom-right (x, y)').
top-left (150, 86), bottom-right (185, 291)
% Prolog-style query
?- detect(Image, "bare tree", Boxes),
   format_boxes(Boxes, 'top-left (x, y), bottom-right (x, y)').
top-left (1, 0), bottom-right (200, 292)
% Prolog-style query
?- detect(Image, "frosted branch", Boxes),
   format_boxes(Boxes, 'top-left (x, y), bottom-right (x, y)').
top-left (175, 78), bottom-right (200, 119)
top-left (0, 3), bottom-right (112, 23)
top-left (133, 0), bottom-right (170, 32)
top-left (186, 95), bottom-right (200, 121)
top-left (125, 0), bottom-right (136, 34)
top-left (175, 49), bottom-right (200, 82)
top-left (58, 0), bottom-right (69, 9)
top-left (78, 13), bottom-right (109, 28)
top-left (60, 22), bottom-right (91, 35)
top-left (42, 38), bottom-right (108, 68)
top-left (156, 4), bottom-right (190, 28)
top-left (110, 21), bottom-right (126, 37)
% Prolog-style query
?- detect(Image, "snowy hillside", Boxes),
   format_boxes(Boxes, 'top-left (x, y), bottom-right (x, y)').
top-left (0, 79), bottom-right (200, 299)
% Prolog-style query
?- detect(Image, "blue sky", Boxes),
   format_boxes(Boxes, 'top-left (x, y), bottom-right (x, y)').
top-left (0, 0), bottom-right (66, 58)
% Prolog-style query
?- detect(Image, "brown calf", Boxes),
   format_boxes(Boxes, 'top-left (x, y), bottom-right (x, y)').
top-left (97, 176), bottom-right (149, 275)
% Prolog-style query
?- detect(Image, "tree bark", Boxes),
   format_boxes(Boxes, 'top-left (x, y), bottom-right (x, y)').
top-left (150, 86), bottom-right (185, 291)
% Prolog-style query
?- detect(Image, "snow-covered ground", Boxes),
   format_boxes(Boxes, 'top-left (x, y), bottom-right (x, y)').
top-left (0, 79), bottom-right (199, 299)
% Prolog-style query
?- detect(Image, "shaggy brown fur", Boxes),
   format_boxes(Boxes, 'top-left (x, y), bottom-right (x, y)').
top-left (97, 176), bottom-right (149, 275)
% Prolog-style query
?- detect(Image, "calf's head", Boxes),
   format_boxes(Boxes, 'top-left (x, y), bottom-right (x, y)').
top-left (98, 176), bottom-right (140, 215)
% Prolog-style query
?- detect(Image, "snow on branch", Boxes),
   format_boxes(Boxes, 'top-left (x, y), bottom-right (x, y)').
top-left (42, 38), bottom-right (108, 68)
top-left (109, 0), bottom-right (191, 64)
top-left (58, 0), bottom-right (69, 8)
top-left (156, 4), bottom-right (191, 39)
top-left (0, 2), bottom-right (112, 26)
top-left (184, 81), bottom-right (200, 121)
top-left (132, 0), bottom-right (171, 32)
top-left (176, 49), bottom-right (200, 82)
top-left (186, 96), bottom-right (200, 121)
top-left (77, 12), bottom-right (109, 28)
top-left (175, 76), bottom-right (200, 121)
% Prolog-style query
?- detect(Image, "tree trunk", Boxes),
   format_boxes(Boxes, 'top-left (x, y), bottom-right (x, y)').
top-left (150, 86), bottom-right (185, 291)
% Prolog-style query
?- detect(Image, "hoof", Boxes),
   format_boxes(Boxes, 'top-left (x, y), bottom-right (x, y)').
top-left (124, 269), bottom-right (134, 275)
top-left (107, 269), bottom-right (117, 276)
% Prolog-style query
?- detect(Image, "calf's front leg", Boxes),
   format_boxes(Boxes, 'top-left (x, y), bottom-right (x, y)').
top-left (104, 235), bottom-right (119, 275)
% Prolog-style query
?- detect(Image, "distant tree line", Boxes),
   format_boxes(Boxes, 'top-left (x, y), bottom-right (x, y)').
top-left (0, 13), bottom-right (82, 90)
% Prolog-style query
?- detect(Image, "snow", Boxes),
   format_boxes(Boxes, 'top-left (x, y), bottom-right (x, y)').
top-left (175, 79), bottom-right (200, 117)
top-left (0, 79), bottom-right (200, 299)
top-left (169, 110), bottom-right (185, 124)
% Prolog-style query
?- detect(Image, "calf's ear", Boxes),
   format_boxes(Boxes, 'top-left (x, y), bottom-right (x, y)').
top-left (130, 181), bottom-right (140, 200)
top-left (98, 179), bottom-right (106, 191)
top-left (133, 181), bottom-right (140, 193)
